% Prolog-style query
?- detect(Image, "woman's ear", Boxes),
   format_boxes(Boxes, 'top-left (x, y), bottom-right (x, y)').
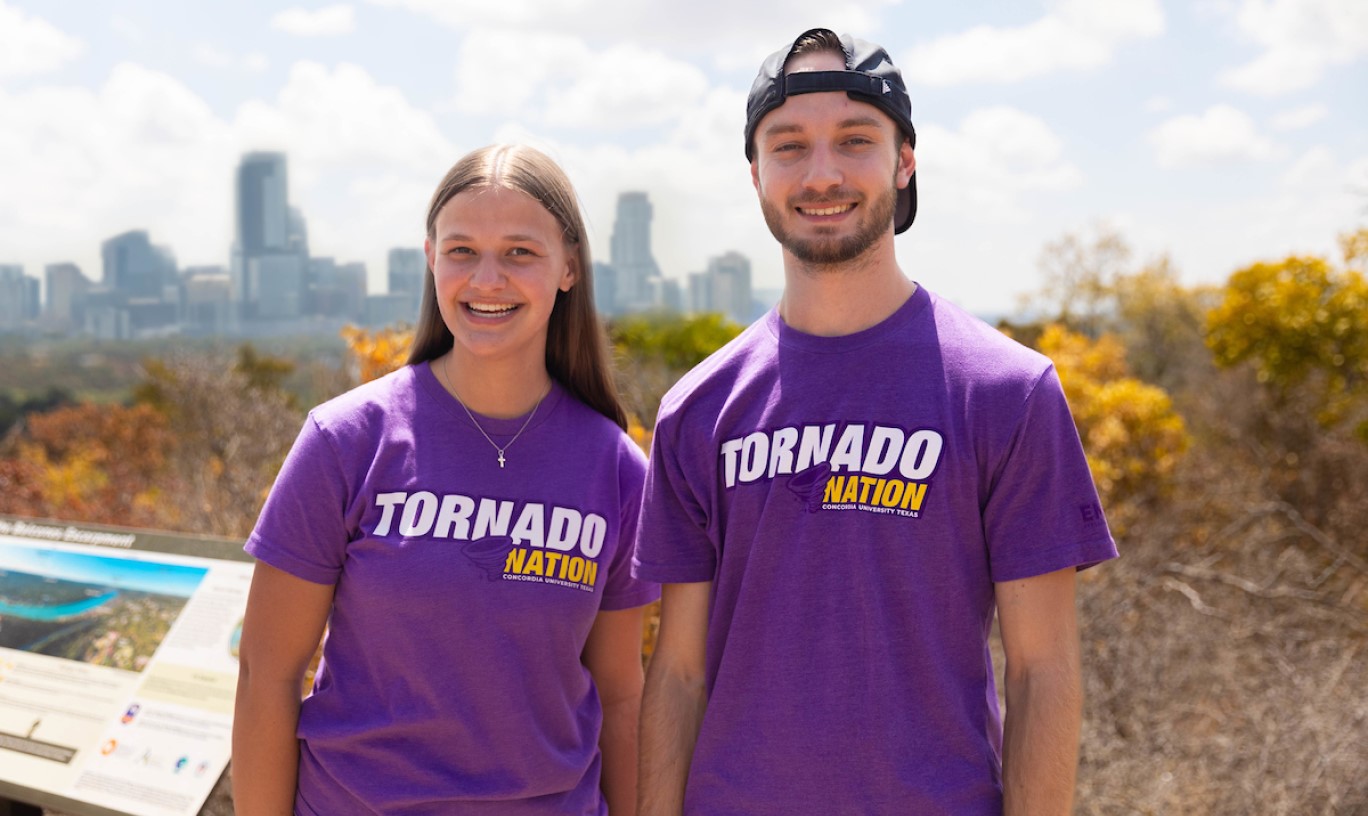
top-left (560, 251), bottom-right (578, 293)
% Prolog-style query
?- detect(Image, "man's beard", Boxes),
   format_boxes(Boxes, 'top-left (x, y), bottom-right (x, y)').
top-left (760, 178), bottom-right (898, 267)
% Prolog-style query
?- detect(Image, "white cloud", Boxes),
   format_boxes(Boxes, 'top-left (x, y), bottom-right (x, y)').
top-left (902, 0), bottom-right (1164, 85)
top-left (0, 1), bottom-right (83, 79)
top-left (237, 62), bottom-right (453, 171)
top-left (482, 87), bottom-right (767, 289)
top-left (546, 44), bottom-right (710, 128)
top-left (454, 30), bottom-right (709, 129)
top-left (0, 64), bottom-right (234, 283)
top-left (110, 16), bottom-right (145, 44)
top-left (1280, 145), bottom-right (1336, 186)
top-left (1270, 104), bottom-right (1328, 131)
top-left (1145, 96), bottom-right (1172, 113)
top-left (1160, 148), bottom-right (1368, 289)
top-left (1147, 105), bottom-right (1280, 168)
top-left (1218, 0), bottom-right (1368, 94)
top-left (233, 61), bottom-right (458, 276)
top-left (917, 106), bottom-right (1084, 221)
top-left (368, 0), bottom-right (896, 54)
top-left (194, 44), bottom-right (270, 73)
top-left (270, 5), bottom-right (356, 37)
top-left (0, 61), bottom-right (455, 294)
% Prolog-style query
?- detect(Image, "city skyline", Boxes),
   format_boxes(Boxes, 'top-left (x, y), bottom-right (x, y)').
top-left (0, 1), bottom-right (1364, 318)
top-left (0, 149), bottom-right (757, 337)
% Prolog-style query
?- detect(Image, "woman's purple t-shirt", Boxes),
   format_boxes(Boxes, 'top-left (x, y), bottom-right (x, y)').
top-left (246, 364), bottom-right (657, 815)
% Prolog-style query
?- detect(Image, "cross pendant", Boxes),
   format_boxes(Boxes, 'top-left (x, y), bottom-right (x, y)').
top-left (497, 450), bottom-right (506, 468)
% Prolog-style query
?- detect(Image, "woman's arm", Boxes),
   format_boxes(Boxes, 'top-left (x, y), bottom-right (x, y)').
top-left (583, 606), bottom-right (648, 816)
top-left (232, 560), bottom-right (334, 816)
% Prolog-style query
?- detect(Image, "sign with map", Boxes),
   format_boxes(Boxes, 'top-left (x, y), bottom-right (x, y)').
top-left (0, 515), bottom-right (252, 816)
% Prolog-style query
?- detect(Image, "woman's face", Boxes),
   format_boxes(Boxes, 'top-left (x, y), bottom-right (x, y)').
top-left (426, 185), bottom-right (576, 369)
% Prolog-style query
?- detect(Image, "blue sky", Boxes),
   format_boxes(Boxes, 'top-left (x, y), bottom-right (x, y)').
top-left (1, 0), bottom-right (1364, 316)
top-left (0, 542), bottom-right (208, 597)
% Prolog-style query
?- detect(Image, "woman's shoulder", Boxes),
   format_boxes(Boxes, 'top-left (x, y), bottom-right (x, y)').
top-left (307, 364), bottom-right (425, 438)
top-left (553, 385), bottom-right (647, 468)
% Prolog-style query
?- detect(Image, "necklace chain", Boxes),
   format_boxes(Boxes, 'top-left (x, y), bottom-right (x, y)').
top-left (440, 355), bottom-right (548, 468)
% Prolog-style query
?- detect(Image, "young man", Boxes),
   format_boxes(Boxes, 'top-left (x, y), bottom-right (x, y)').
top-left (633, 28), bottom-right (1118, 815)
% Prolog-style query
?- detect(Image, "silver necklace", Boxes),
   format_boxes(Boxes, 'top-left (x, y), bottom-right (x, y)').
top-left (440, 355), bottom-right (548, 468)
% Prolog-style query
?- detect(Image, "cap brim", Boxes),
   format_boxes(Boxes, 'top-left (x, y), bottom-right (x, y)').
top-left (895, 173), bottom-right (917, 234)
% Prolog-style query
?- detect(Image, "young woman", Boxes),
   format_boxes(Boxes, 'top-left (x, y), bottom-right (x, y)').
top-left (232, 144), bottom-right (657, 815)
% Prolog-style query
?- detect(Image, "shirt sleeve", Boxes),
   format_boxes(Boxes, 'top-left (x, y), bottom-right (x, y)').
top-left (631, 412), bottom-right (718, 583)
top-left (982, 365), bottom-right (1119, 583)
top-left (244, 412), bottom-right (352, 585)
top-left (598, 440), bottom-right (662, 610)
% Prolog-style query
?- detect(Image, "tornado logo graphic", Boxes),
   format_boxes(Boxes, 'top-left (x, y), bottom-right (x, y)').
top-left (787, 462), bottom-right (832, 513)
top-left (462, 536), bottom-right (515, 581)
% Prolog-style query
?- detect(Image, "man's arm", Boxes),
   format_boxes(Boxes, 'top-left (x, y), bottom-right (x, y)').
top-left (583, 606), bottom-right (648, 816)
top-left (995, 566), bottom-right (1083, 816)
top-left (639, 581), bottom-right (711, 816)
top-left (232, 561), bottom-right (334, 816)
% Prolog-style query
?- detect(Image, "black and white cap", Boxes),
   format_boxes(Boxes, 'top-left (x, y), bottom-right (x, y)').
top-left (745, 28), bottom-right (918, 233)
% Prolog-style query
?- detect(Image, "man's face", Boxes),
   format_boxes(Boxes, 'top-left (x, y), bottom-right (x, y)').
top-left (750, 51), bottom-right (914, 267)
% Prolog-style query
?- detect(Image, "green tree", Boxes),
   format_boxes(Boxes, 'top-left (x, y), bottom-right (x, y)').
top-left (609, 312), bottom-right (742, 428)
top-left (1205, 252), bottom-right (1368, 427)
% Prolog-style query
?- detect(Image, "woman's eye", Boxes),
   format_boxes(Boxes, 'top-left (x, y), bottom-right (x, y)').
top-left (508, 247), bottom-right (533, 257)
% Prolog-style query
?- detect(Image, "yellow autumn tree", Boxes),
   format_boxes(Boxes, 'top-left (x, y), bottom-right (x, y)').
top-left (1205, 245), bottom-right (1368, 429)
top-left (342, 324), bottom-right (414, 383)
top-left (1, 403), bottom-right (173, 528)
top-left (1202, 234), bottom-right (1368, 533)
top-left (1036, 324), bottom-right (1190, 521)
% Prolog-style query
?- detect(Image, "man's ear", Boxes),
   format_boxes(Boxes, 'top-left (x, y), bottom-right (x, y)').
top-left (897, 140), bottom-right (916, 189)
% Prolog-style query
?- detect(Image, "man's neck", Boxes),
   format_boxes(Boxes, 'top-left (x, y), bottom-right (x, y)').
top-left (777, 240), bottom-right (916, 337)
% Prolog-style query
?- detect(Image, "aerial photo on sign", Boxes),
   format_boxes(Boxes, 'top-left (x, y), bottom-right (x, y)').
top-left (0, 542), bottom-right (208, 671)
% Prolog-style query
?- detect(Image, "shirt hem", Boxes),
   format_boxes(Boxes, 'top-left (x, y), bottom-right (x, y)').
top-left (245, 535), bottom-right (339, 586)
top-left (990, 536), bottom-right (1119, 584)
top-left (631, 560), bottom-right (717, 584)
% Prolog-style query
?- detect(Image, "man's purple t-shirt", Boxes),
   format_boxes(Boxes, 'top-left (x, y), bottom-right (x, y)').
top-left (633, 285), bottom-right (1118, 815)
top-left (246, 364), bottom-right (657, 815)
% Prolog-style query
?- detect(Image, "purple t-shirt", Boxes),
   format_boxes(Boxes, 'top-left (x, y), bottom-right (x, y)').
top-left (245, 364), bottom-right (657, 815)
top-left (633, 285), bottom-right (1117, 815)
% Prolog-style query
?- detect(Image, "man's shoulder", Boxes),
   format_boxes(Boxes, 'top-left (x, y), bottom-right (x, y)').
top-left (922, 288), bottom-right (1054, 381)
top-left (657, 316), bottom-right (775, 427)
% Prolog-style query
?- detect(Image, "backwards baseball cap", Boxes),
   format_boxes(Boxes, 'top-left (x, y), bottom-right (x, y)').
top-left (745, 28), bottom-right (918, 233)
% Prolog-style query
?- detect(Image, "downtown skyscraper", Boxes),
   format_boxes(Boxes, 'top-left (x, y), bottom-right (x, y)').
top-left (231, 152), bottom-right (307, 320)
top-left (609, 191), bottom-right (664, 313)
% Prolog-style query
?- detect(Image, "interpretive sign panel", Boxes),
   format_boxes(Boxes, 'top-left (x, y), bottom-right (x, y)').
top-left (0, 515), bottom-right (252, 816)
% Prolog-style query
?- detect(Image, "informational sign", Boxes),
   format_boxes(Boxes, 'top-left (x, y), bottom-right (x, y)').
top-left (0, 515), bottom-right (253, 816)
